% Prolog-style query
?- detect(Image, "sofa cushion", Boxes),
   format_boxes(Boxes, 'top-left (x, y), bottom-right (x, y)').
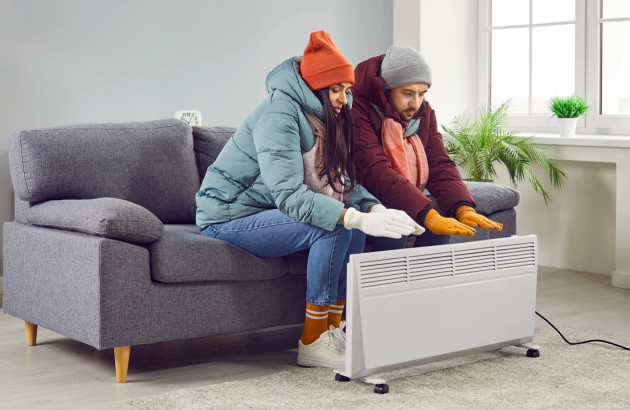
top-left (427, 182), bottom-right (519, 216)
top-left (9, 118), bottom-right (199, 224)
top-left (464, 182), bottom-right (520, 215)
top-left (25, 198), bottom-right (164, 245)
top-left (192, 126), bottom-right (236, 181)
top-left (148, 225), bottom-right (289, 283)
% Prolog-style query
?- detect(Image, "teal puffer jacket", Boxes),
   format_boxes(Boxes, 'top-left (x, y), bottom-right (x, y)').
top-left (196, 57), bottom-right (379, 232)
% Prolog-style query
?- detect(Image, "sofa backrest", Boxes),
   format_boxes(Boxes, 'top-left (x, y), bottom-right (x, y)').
top-left (191, 126), bottom-right (237, 182)
top-left (8, 119), bottom-right (200, 224)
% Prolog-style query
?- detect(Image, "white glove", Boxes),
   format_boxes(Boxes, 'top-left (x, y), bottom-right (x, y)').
top-left (368, 204), bottom-right (387, 213)
top-left (342, 207), bottom-right (416, 239)
top-left (369, 205), bottom-right (425, 236)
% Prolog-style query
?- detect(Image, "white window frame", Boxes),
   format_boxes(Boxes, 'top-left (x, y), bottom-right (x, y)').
top-left (478, 0), bottom-right (630, 135)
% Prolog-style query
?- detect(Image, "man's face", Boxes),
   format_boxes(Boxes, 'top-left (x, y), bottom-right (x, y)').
top-left (387, 82), bottom-right (429, 121)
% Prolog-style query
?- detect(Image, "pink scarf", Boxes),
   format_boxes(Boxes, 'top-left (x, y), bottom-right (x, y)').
top-left (381, 117), bottom-right (429, 190)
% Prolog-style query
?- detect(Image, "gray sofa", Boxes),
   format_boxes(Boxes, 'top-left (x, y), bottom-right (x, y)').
top-left (2, 118), bottom-right (519, 382)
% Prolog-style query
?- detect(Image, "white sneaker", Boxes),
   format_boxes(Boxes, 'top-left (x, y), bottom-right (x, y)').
top-left (329, 323), bottom-right (346, 353)
top-left (297, 330), bottom-right (345, 370)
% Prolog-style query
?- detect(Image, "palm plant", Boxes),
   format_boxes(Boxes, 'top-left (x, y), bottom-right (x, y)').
top-left (442, 101), bottom-right (567, 206)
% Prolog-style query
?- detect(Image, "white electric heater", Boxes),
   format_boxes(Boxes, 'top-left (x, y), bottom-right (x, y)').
top-left (340, 235), bottom-right (538, 391)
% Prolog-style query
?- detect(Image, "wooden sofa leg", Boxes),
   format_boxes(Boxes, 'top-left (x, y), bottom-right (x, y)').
top-left (25, 321), bottom-right (38, 346)
top-left (114, 346), bottom-right (131, 383)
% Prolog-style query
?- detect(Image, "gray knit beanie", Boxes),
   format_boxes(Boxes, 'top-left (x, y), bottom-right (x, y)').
top-left (381, 45), bottom-right (432, 90)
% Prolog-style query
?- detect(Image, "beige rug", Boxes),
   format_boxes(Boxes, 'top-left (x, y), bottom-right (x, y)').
top-left (129, 326), bottom-right (630, 409)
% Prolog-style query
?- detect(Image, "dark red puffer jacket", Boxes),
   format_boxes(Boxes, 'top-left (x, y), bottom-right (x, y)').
top-left (351, 55), bottom-right (475, 224)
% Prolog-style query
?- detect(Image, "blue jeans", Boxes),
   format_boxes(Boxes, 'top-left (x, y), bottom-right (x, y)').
top-left (369, 229), bottom-right (451, 252)
top-left (201, 209), bottom-right (366, 306)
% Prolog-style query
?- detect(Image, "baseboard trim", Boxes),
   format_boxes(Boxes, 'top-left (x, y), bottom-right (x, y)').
top-left (612, 271), bottom-right (630, 289)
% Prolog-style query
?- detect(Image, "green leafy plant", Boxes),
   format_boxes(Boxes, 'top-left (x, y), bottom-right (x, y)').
top-left (549, 95), bottom-right (590, 118)
top-left (442, 101), bottom-right (567, 206)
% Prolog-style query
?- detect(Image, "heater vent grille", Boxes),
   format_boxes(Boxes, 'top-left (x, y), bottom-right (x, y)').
top-left (358, 241), bottom-right (536, 288)
top-left (496, 243), bottom-right (537, 269)
top-left (359, 257), bottom-right (408, 287)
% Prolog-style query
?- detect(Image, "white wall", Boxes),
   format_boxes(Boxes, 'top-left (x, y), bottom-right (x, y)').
top-left (393, 0), bottom-right (421, 50)
top-left (494, 161), bottom-right (616, 275)
top-left (393, 0), bottom-right (479, 124)
top-left (0, 0), bottom-right (393, 276)
top-left (418, 0), bottom-right (479, 129)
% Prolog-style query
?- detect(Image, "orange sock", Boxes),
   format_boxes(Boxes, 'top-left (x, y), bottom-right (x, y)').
top-left (328, 300), bottom-right (346, 328)
top-left (300, 303), bottom-right (329, 345)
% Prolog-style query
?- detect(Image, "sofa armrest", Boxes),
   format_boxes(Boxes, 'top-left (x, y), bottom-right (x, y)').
top-left (463, 181), bottom-right (520, 215)
top-left (25, 198), bottom-right (163, 245)
top-left (2, 222), bottom-right (151, 349)
top-left (425, 182), bottom-right (520, 216)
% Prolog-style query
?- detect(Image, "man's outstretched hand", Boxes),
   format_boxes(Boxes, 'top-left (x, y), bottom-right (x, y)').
top-left (424, 209), bottom-right (476, 236)
top-left (456, 205), bottom-right (503, 231)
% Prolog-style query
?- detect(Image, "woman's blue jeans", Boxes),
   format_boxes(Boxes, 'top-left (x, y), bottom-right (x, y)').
top-left (201, 209), bottom-right (366, 306)
top-left (369, 229), bottom-right (451, 252)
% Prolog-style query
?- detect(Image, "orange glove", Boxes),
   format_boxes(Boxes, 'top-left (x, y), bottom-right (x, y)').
top-left (424, 209), bottom-right (476, 236)
top-left (456, 206), bottom-right (503, 231)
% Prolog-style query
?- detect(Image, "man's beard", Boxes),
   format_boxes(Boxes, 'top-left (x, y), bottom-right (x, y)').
top-left (401, 109), bottom-right (416, 119)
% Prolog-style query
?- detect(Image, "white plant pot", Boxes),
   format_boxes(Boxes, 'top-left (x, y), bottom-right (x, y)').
top-left (558, 117), bottom-right (578, 137)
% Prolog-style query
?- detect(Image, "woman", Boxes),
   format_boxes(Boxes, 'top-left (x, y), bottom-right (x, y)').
top-left (196, 31), bottom-right (422, 369)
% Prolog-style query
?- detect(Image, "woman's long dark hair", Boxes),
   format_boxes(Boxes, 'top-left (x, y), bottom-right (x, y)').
top-left (315, 88), bottom-right (358, 193)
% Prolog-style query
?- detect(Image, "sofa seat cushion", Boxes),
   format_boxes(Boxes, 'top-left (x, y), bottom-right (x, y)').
top-left (148, 225), bottom-right (289, 283)
top-left (25, 198), bottom-right (163, 245)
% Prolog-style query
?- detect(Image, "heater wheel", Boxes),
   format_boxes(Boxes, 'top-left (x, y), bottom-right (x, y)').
top-left (374, 383), bottom-right (389, 394)
top-left (526, 348), bottom-right (540, 358)
top-left (335, 373), bottom-right (350, 382)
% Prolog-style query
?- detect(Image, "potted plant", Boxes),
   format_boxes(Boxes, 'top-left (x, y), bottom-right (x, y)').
top-left (548, 95), bottom-right (590, 137)
top-left (442, 101), bottom-right (567, 206)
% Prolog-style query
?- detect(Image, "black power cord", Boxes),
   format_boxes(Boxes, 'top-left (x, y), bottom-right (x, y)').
top-left (536, 311), bottom-right (630, 351)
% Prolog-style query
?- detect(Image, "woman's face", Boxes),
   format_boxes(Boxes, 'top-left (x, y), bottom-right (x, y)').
top-left (328, 83), bottom-right (353, 116)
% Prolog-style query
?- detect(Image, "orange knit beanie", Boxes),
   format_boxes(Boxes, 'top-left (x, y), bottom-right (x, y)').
top-left (300, 31), bottom-right (355, 91)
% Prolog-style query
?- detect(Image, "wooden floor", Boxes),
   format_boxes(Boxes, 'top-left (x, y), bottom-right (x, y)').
top-left (1, 266), bottom-right (629, 410)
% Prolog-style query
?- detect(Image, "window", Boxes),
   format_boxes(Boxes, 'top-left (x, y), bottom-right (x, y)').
top-left (479, 0), bottom-right (630, 134)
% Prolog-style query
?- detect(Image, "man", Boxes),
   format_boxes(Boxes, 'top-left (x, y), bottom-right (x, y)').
top-left (351, 45), bottom-right (502, 251)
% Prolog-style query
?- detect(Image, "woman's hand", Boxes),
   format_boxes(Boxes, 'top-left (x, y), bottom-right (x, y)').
top-left (369, 204), bottom-right (424, 235)
top-left (342, 207), bottom-right (417, 238)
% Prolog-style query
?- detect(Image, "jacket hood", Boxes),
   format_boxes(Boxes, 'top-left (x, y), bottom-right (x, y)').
top-left (353, 54), bottom-right (423, 127)
top-left (265, 57), bottom-right (352, 119)
top-left (265, 57), bottom-right (323, 118)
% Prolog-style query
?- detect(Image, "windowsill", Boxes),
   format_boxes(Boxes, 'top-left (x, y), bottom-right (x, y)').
top-left (527, 133), bottom-right (630, 148)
